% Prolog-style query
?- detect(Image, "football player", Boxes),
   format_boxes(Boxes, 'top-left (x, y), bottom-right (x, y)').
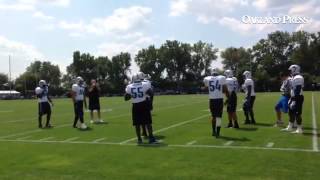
top-left (274, 71), bottom-right (291, 127)
top-left (282, 65), bottom-right (304, 134)
top-left (71, 76), bottom-right (88, 130)
top-left (88, 79), bottom-right (104, 124)
top-left (124, 73), bottom-right (157, 144)
top-left (203, 68), bottom-right (228, 138)
top-left (35, 80), bottom-right (53, 128)
top-left (242, 71), bottom-right (256, 124)
top-left (224, 70), bottom-right (239, 128)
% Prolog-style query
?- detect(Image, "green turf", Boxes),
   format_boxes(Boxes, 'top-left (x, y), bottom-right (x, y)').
top-left (0, 92), bottom-right (319, 179)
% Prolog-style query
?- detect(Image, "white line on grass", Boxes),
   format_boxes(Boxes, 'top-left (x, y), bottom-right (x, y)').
top-left (17, 136), bottom-right (32, 140)
top-left (186, 140), bottom-right (197, 145)
top-left (38, 137), bottom-right (55, 141)
top-left (92, 138), bottom-right (106, 143)
top-left (0, 124), bottom-right (70, 139)
top-left (62, 137), bottom-right (79, 142)
top-left (0, 139), bottom-right (315, 153)
top-left (312, 93), bottom-right (319, 152)
top-left (119, 114), bottom-right (210, 144)
top-left (266, 142), bottom-right (274, 148)
top-left (224, 141), bottom-right (234, 146)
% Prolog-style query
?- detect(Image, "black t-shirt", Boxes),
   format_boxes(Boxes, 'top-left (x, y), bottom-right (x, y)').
top-left (88, 86), bottom-right (100, 102)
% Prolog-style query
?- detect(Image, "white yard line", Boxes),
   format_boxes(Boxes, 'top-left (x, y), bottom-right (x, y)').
top-left (266, 142), bottom-right (274, 148)
top-left (92, 138), bottom-right (106, 143)
top-left (0, 138), bottom-right (315, 153)
top-left (119, 114), bottom-right (210, 144)
top-left (186, 140), bottom-right (197, 145)
top-left (62, 137), bottom-right (79, 142)
top-left (224, 141), bottom-right (234, 146)
top-left (312, 93), bottom-right (319, 152)
top-left (38, 137), bottom-right (55, 141)
top-left (17, 136), bottom-right (32, 140)
top-left (0, 124), bottom-right (70, 139)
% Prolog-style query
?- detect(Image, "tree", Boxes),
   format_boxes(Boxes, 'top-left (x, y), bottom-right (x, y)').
top-left (0, 73), bottom-right (8, 90)
top-left (109, 52), bottom-right (131, 94)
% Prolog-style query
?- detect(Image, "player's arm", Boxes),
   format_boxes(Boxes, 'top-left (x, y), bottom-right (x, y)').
top-left (71, 90), bottom-right (76, 104)
top-left (83, 90), bottom-right (87, 109)
top-left (48, 95), bottom-right (53, 106)
top-left (146, 88), bottom-right (154, 97)
top-left (124, 93), bottom-right (131, 101)
top-left (246, 85), bottom-right (252, 100)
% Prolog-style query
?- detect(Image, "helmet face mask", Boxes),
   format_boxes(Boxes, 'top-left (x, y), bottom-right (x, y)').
top-left (39, 80), bottom-right (46, 87)
top-left (76, 76), bottom-right (84, 85)
top-left (243, 71), bottom-right (251, 79)
top-left (224, 70), bottom-right (233, 78)
top-left (137, 72), bottom-right (145, 81)
top-left (288, 64), bottom-right (300, 75)
top-left (211, 68), bottom-right (219, 76)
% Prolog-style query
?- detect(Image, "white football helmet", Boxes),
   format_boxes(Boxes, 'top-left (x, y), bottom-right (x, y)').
top-left (76, 76), bottom-right (84, 85)
top-left (131, 74), bottom-right (140, 82)
top-left (39, 80), bottom-right (46, 87)
top-left (243, 71), bottom-right (251, 79)
top-left (137, 72), bottom-right (145, 80)
top-left (211, 68), bottom-right (219, 76)
top-left (288, 64), bottom-right (300, 75)
top-left (145, 74), bottom-right (151, 80)
top-left (224, 70), bottom-right (233, 78)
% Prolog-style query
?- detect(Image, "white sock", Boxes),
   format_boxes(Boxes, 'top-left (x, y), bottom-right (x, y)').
top-left (216, 118), bottom-right (222, 127)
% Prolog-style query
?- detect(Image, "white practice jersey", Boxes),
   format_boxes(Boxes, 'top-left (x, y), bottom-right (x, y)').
top-left (280, 77), bottom-right (291, 96)
top-left (242, 78), bottom-right (255, 96)
top-left (142, 79), bottom-right (152, 98)
top-left (291, 75), bottom-right (304, 96)
top-left (226, 77), bottom-right (238, 93)
top-left (203, 75), bottom-right (226, 99)
top-left (72, 84), bottom-right (85, 101)
top-left (126, 81), bottom-right (151, 103)
top-left (35, 86), bottom-right (49, 103)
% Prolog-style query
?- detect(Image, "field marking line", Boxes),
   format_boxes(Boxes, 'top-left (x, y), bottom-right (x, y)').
top-left (0, 138), bottom-right (315, 153)
top-left (266, 142), bottom-right (274, 148)
top-left (0, 124), bottom-right (70, 139)
top-left (224, 141), bottom-right (234, 146)
top-left (186, 140), bottom-right (197, 145)
top-left (38, 137), bottom-right (55, 141)
top-left (312, 93), bottom-right (319, 152)
top-left (92, 138), bottom-right (106, 143)
top-left (62, 137), bottom-right (79, 142)
top-left (17, 136), bottom-right (32, 140)
top-left (119, 114), bottom-right (210, 144)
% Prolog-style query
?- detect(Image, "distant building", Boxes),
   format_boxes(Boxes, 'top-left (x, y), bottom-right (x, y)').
top-left (0, 90), bottom-right (21, 99)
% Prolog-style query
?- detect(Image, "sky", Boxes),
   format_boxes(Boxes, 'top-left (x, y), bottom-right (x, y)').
top-left (0, 0), bottom-right (319, 78)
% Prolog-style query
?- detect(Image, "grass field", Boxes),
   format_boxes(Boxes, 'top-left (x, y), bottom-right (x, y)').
top-left (0, 92), bottom-right (319, 179)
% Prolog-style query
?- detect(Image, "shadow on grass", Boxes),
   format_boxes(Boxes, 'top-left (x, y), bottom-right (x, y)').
top-left (77, 127), bottom-right (93, 131)
top-left (303, 132), bottom-right (320, 137)
top-left (154, 135), bottom-right (166, 140)
top-left (236, 127), bottom-right (258, 131)
top-left (254, 122), bottom-right (273, 127)
top-left (218, 136), bottom-right (250, 142)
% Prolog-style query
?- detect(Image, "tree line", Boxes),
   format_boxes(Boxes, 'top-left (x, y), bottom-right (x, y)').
top-left (4, 30), bottom-right (320, 96)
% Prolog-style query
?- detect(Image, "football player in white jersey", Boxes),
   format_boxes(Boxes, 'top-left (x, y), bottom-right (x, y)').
top-left (224, 70), bottom-right (239, 128)
top-left (242, 71), bottom-right (256, 124)
top-left (125, 73), bottom-right (157, 144)
top-left (282, 65), bottom-right (304, 134)
top-left (203, 68), bottom-right (228, 138)
top-left (35, 80), bottom-right (53, 128)
top-left (274, 71), bottom-right (291, 127)
top-left (71, 76), bottom-right (88, 130)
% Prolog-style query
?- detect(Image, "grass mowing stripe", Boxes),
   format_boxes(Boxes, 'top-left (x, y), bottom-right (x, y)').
top-left (92, 138), bottom-right (106, 143)
top-left (120, 114), bottom-right (210, 144)
top-left (0, 139), bottom-right (315, 153)
top-left (16, 136), bottom-right (32, 140)
top-left (38, 137), bottom-right (54, 141)
top-left (62, 137), bottom-right (79, 142)
top-left (312, 93), bottom-right (319, 152)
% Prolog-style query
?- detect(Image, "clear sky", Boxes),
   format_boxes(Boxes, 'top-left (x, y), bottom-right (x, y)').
top-left (0, 0), bottom-right (319, 78)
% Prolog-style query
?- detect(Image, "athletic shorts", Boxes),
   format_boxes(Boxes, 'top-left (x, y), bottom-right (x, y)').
top-left (209, 99), bottom-right (223, 118)
top-left (74, 101), bottom-right (84, 117)
top-left (38, 102), bottom-right (51, 115)
top-left (275, 95), bottom-right (289, 113)
top-left (227, 92), bottom-right (237, 113)
top-left (89, 99), bottom-right (100, 111)
top-left (243, 96), bottom-right (256, 110)
top-left (289, 95), bottom-right (304, 115)
top-left (132, 101), bottom-right (152, 126)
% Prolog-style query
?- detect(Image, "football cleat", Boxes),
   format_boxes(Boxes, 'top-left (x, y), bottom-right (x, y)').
top-left (226, 123), bottom-right (233, 128)
top-left (291, 127), bottom-right (303, 134)
top-left (233, 121), bottom-right (240, 129)
top-left (80, 123), bottom-right (87, 129)
top-left (137, 139), bottom-right (143, 145)
top-left (98, 119), bottom-right (104, 123)
top-left (90, 120), bottom-right (94, 124)
top-left (149, 137), bottom-right (159, 144)
top-left (281, 125), bottom-right (293, 132)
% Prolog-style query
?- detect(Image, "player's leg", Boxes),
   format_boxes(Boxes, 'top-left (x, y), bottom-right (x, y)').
top-left (135, 125), bottom-right (142, 144)
top-left (243, 100), bottom-right (250, 124)
top-left (282, 99), bottom-right (295, 131)
top-left (90, 110), bottom-right (94, 124)
top-left (274, 97), bottom-right (283, 126)
top-left (141, 124), bottom-right (148, 137)
top-left (214, 99), bottom-right (223, 138)
top-left (45, 102), bottom-right (52, 128)
top-left (38, 103), bottom-right (43, 128)
top-left (78, 101), bottom-right (87, 129)
top-left (73, 102), bottom-right (79, 128)
top-left (226, 98), bottom-right (233, 128)
top-left (209, 100), bottom-right (216, 136)
top-left (293, 95), bottom-right (304, 134)
top-left (249, 96), bottom-right (256, 124)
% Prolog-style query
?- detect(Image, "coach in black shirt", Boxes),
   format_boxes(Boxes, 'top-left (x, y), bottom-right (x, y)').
top-left (88, 79), bottom-right (104, 123)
